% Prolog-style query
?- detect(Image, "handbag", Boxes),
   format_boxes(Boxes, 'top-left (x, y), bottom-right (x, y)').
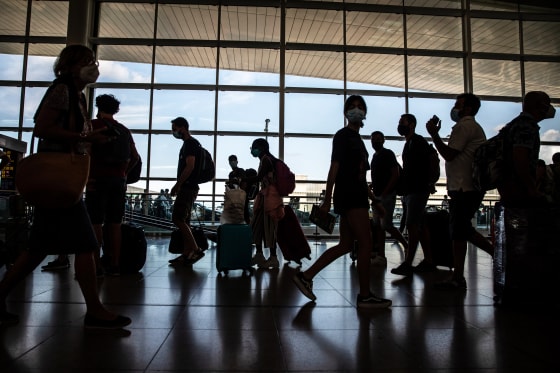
top-left (16, 151), bottom-right (90, 208)
top-left (168, 226), bottom-right (209, 254)
top-left (309, 204), bottom-right (337, 234)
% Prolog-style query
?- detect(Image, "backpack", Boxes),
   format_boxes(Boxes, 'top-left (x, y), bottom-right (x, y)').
top-left (472, 125), bottom-right (510, 192)
top-left (428, 144), bottom-right (440, 186)
top-left (194, 145), bottom-right (215, 184)
top-left (126, 156), bottom-right (142, 184)
top-left (274, 158), bottom-right (296, 196)
top-left (96, 119), bottom-right (132, 164)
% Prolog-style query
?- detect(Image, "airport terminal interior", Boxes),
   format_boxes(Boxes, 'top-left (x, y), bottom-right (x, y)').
top-left (0, 237), bottom-right (558, 372)
top-left (1, 0), bottom-right (560, 371)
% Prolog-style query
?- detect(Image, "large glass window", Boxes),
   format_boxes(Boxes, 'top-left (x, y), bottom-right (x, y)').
top-left (155, 47), bottom-right (217, 85)
top-left (1, 0), bottom-right (559, 216)
top-left (408, 56), bottom-right (464, 94)
top-left (407, 15), bottom-right (463, 51)
top-left (346, 12), bottom-right (403, 48)
top-left (471, 18), bottom-right (519, 54)
top-left (152, 90), bottom-right (215, 131)
top-left (98, 2), bottom-right (154, 38)
top-left (158, 4), bottom-right (218, 40)
top-left (217, 91), bottom-right (279, 133)
top-left (472, 59), bottom-right (521, 96)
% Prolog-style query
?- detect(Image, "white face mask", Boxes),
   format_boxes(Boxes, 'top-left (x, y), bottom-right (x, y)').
top-left (79, 64), bottom-right (99, 84)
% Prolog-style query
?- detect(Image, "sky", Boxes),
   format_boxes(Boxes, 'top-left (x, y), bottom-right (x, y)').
top-left (1, 53), bottom-right (559, 199)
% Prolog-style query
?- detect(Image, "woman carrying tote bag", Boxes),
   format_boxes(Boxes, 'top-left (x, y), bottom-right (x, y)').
top-left (0, 45), bottom-right (131, 329)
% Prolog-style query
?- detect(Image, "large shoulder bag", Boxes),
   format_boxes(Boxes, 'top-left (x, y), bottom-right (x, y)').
top-left (16, 98), bottom-right (90, 209)
top-left (16, 150), bottom-right (90, 208)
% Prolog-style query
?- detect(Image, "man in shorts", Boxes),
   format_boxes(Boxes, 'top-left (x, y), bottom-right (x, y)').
top-left (168, 116), bottom-right (205, 266)
top-left (426, 93), bottom-right (493, 289)
top-left (86, 94), bottom-right (139, 276)
top-left (391, 114), bottom-right (437, 276)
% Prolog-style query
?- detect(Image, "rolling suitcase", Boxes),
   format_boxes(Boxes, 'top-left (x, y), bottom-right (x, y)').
top-left (168, 225), bottom-right (209, 254)
top-left (216, 224), bottom-right (253, 275)
top-left (493, 203), bottom-right (560, 306)
top-left (119, 223), bottom-right (147, 274)
top-left (424, 208), bottom-right (453, 269)
top-left (276, 205), bottom-right (311, 265)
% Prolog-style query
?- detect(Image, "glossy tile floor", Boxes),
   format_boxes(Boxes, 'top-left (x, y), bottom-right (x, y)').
top-left (1, 236), bottom-right (559, 372)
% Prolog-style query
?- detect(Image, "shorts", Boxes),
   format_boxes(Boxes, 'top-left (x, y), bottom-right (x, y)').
top-left (333, 183), bottom-right (369, 215)
top-left (172, 186), bottom-right (198, 224)
top-left (448, 190), bottom-right (484, 240)
top-left (85, 177), bottom-right (126, 224)
top-left (28, 200), bottom-right (98, 255)
top-left (372, 191), bottom-right (397, 230)
top-left (403, 191), bottom-right (430, 227)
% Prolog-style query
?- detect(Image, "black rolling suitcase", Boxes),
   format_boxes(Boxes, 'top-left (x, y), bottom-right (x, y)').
top-left (424, 208), bottom-right (453, 269)
top-left (216, 224), bottom-right (253, 275)
top-left (493, 203), bottom-right (560, 306)
top-left (119, 223), bottom-right (147, 273)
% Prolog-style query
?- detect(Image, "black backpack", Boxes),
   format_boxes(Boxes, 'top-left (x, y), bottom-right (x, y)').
top-left (194, 145), bottom-right (215, 184)
top-left (95, 119), bottom-right (132, 164)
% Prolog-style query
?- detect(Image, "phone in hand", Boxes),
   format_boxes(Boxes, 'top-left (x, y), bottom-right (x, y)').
top-left (431, 115), bottom-right (440, 123)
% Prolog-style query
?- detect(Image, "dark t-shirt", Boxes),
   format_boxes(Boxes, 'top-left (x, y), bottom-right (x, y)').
top-left (177, 137), bottom-right (200, 189)
top-left (402, 133), bottom-right (432, 194)
top-left (371, 147), bottom-right (399, 196)
top-left (331, 126), bottom-right (370, 214)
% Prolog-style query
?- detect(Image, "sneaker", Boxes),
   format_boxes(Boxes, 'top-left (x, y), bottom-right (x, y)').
top-left (41, 258), bottom-right (70, 271)
top-left (370, 255), bottom-right (387, 267)
top-left (168, 255), bottom-right (186, 265)
top-left (259, 256), bottom-right (279, 269)
top-left (84, 314), bottom-right (132, 329)
top-left (293, 272), bottom-right (317, 301)
top-left (357, 293), bottom-right (392, 308)
top-left (391, 262), bottom-right (413, 276)
top-left (251, 252), bottom-right (266, 267)
top-left (413, 260), bottom-right (437, 273)
top-left (434, 277), bottom-right (467, 290)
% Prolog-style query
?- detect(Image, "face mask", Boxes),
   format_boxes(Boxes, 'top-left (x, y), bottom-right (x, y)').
top-left (251, 148), bottom-right (261, 158)
top-left (172, 131), bottom-right (183, 139)
top-left (397, 124), bottom-right (410, 137)
top-left (229, 161), bottom-right (238, 168)
top-left (545, 105), bottom-right (556, 119)
top-left (372, 142), bottom-right (383, 151)
top-left (346, 108), bottom-right (366, 124)
top-left (79, 64), bottom-right (99, 84)
top-left (450, 108), bottom-right (461, 122)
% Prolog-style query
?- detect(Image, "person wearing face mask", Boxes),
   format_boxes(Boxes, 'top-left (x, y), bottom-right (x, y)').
top-left (246, 138), bottom-right (282, 268)
top-left (292, 95), bottom-right (392, 308)
top-left (369, 131), bottom-right (409, 267)
top-left (0, 45), bottom-right (131, 329)
top-left (391, 114), bottom-right (438, 277)
top-left (497, 91), bottom-right (556, 207)
top-left (168, 116), bottom-right (206, 266)
top-left (426, 93), bottom-right (494, 290)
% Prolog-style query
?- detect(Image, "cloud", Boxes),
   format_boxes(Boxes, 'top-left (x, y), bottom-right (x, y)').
top-left (221, 70), bottom-right (257, 85)
top-left (541, 129), bottom-right (560, 142)
top-left (99, 61), bottom-right (149, 83)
